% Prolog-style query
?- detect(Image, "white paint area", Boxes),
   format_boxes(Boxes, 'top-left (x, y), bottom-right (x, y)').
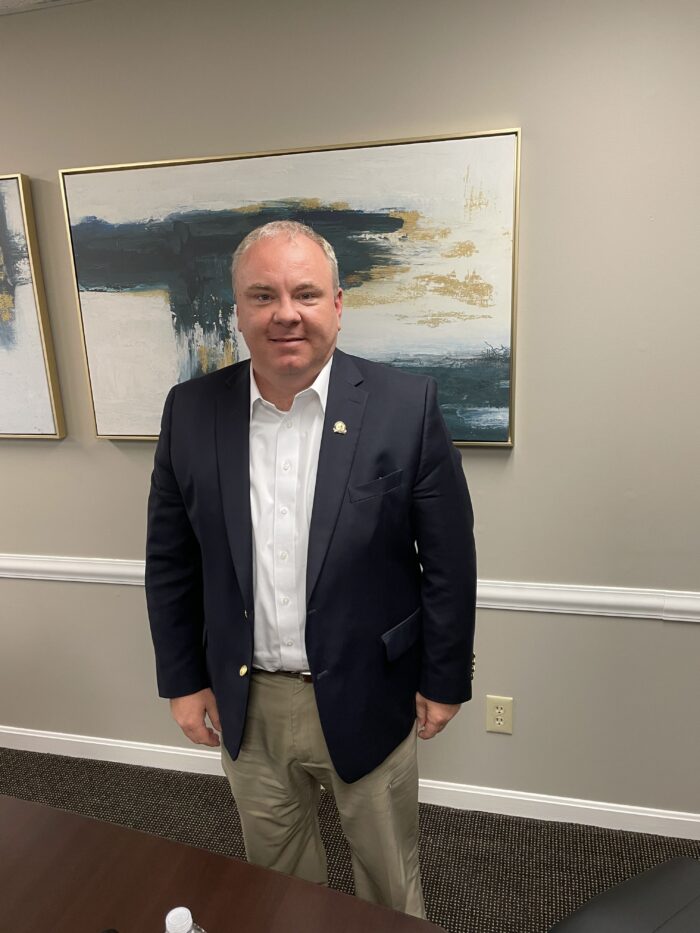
top-left (80, 290), bottom-right (179, 436)
top-left (64, 136), bottom-right (516, 227)
top-left (0, 283), bottom-right (55, 435)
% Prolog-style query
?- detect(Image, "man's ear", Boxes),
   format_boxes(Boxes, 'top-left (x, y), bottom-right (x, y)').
top-left (335, 289), bottom-right (343, 329)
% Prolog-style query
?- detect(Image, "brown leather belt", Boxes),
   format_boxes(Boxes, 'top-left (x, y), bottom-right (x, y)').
top-left (254, 668), bottom-right (313, 683)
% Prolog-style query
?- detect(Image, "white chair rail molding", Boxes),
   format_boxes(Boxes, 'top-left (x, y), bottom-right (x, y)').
top-left (1, 552), bottom-right (699, 623)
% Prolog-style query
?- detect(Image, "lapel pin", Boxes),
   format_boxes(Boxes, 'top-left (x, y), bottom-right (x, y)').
top-left (332, 420), bottom-right (347, 435)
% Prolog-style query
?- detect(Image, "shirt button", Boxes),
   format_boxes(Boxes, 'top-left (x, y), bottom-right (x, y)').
top-left (279, 550), bottom-right (288, 561)
top-left (280, 595), bottom-right (290, 606)
top-left (285, 639), bottom-right (294, 647)
top-left (280, 506), bottom-right (288, 516)
top-left (285, 419), bottom-right (294, 429)
top-left (282, 460), bottom-right (291, 472)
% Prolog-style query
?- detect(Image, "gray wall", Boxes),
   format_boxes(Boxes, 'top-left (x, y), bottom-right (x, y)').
top-left (1, 0), bottom-right (698, 812)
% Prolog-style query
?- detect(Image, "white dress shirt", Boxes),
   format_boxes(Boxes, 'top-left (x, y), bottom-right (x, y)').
top-left (249, 357), bottom-right (332, 671)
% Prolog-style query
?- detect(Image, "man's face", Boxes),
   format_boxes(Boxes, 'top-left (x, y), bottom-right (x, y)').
top-left (235, 234), bottom-right (342, 393)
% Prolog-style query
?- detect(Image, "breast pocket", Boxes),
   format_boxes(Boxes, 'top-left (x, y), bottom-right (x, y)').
top-left (348, 469), bottom-right (403, 503)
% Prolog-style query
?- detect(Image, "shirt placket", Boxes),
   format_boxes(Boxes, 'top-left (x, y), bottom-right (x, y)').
top-left (274, 403), bottom-right (301, 669)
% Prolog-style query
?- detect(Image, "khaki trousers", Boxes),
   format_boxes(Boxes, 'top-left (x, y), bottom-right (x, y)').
top-left (221, 671), bottom-right (425, 918)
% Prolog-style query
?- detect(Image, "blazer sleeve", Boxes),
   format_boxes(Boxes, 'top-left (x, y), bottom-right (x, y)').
top-left (411, 377), bottom-right (477, 704)
top-left (145, 385), bottom-right (210, 699)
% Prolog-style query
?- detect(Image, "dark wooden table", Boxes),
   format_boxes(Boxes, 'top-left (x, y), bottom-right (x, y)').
top-left (1, 794), bottom-right (444, 932)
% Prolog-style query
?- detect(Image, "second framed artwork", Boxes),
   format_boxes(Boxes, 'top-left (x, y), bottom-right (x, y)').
top-left (61, 131), bottom-right (520, 444)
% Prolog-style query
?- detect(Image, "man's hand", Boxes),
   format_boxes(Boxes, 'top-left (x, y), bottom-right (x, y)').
top-left (415, 692), bottom-right (461, 740)
top-left (170, 688), bottom-right (221, 747)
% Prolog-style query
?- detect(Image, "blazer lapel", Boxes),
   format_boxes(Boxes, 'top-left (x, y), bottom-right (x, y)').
top-left (306, 350), bottom-right (367, 603)
top-left (216, 361), bottom-right (254, 612)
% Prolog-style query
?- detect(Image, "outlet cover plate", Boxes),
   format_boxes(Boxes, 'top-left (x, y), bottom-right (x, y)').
top-left (486, 695), bottom-right (513, 734)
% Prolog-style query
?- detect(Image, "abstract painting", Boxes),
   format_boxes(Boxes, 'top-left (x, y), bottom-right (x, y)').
top-left (0, 174), bottom-right (64, 438)
top-left (61, 131), bottom-right (519, 442)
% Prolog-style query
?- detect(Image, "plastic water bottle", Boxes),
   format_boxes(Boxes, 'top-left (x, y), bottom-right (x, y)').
top-left (165, 906), bottom-right (207, 933)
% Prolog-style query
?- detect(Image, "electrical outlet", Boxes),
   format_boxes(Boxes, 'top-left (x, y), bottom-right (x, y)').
top-left (486, 695), bottom-right (513, 734)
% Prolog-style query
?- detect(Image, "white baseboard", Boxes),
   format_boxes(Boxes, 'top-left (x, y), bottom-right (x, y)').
top-left (1, 725), bottom-right (223, 775)
top-left (2, 725), bottom-right (699, 840)
top-left (2, 552), bottom-right (699, 622)
top-left (418, 779), bottom-right (700, 840)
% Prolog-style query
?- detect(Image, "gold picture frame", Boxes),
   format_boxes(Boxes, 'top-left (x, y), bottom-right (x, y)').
top-left (61, 129), bottom-right (519, 445)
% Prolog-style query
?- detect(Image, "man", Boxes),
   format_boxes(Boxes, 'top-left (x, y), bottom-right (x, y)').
top-left (146, 221), bottom-right (476, 918)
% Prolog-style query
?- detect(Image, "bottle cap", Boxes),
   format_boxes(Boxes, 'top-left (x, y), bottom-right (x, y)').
top-left (165, 906), bottom-right (193, 933)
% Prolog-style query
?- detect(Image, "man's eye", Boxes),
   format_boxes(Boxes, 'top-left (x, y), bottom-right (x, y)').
top-left (255, 294), bottom-right (271, 302)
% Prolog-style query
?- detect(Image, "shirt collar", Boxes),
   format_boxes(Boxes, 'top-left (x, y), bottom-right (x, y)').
top-left (249, 354), bottom-right (334, 417)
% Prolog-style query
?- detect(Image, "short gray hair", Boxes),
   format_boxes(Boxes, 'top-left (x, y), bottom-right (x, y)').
top-left (231, 220), bottom-right (340, 297)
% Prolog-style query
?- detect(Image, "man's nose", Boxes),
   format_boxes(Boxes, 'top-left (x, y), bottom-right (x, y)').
top-left (272, 294), bottom-right (301, 324)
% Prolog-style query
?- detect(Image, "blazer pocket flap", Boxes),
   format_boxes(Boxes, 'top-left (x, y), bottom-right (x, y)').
top-left (382, 607), bottom-right (421, 662)
top-left (349, 469), bottom-right (403, 503)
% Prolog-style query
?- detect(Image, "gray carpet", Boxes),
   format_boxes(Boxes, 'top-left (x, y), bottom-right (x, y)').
top-left (1, 747), bottom-right (698, 932)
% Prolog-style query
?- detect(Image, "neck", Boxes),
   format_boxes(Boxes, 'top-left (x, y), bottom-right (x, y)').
top-left (252, 368), bottom-right (317, 412)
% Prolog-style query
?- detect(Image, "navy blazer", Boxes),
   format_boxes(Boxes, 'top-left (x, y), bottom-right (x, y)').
top-left (146, 349), bottom-right (476, 782)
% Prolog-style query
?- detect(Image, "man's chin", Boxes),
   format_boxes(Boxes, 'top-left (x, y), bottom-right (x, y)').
top-left (268, 358), bottom-right (312, 377)
top-left (269, 345), bottom-right (310, 365)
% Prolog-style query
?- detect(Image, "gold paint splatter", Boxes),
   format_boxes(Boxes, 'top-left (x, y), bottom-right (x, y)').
top-left (443, 241), bottom-right (478, 258)
top-left (236, 202), bottom-right (268, 214)
top-left (342, 266), bottom-right (411, 308)
top-left (415, 271), bottom-right (494, 307)
top-left (198, 343), bottom-right (210, 372)
top-left (344, 266), bottom-right (494, 311)
top-left (294, 197), bottom-right (324, 211)
top-left (369, 264), bottom-right (410, 280)
top-left (237, 197), bottom-right (337, 214)
top-left (394, 279), bottom-right (430, 302)
top-left (463, 166), bottom-right (490, 215)
top-left (389, 210), bottom-right (450, 242)
top-left (395, 310), bottom-right (492, 328)
top-left (0, 246), bottom-right (13, 322)
top-left (222, 339), bottom-right (235, 367)
top-left (170, 297), bottom-right (235, 375)
top-left (197, 337), bottom-right (235, 372)
top-left (130, 289), bottom-right (170, 300)
top-left (466, 187), bottom-right (489, 215)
